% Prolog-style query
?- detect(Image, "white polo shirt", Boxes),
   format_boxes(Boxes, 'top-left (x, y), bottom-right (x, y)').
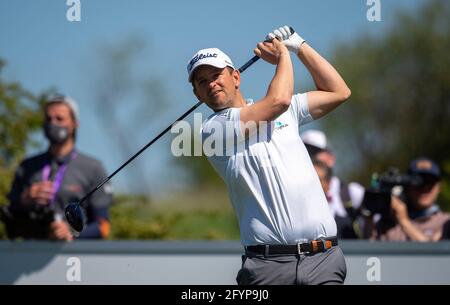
top-left (201, 93), bottom-right (337, 246)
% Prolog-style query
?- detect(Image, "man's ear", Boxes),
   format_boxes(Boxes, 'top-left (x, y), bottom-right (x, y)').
top-left (436, 182), bottom-right (442, 193)
top-left (232, 69), bottom-right (241, 89)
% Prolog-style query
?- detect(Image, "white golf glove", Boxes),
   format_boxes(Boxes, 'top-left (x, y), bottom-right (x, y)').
top-left (266, 25), bottom-right (305, 54)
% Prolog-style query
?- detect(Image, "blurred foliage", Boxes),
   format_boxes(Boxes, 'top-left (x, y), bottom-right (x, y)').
top-left (0, 225), bottom-right (4, 239)
top-left (0, 59), bottom-right (50, 206)
top-left (1, 187), bottom-right (240, 240)
top-left (0, 59), bottom-right (52, 238)
top-left (323, 0), bottom-right (450, 210)
top-left (109, 187), bottom-right (239, 240)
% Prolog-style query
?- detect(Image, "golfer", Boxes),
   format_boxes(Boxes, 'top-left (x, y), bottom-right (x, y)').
top-left (187, 26), bottom-right (351, 284)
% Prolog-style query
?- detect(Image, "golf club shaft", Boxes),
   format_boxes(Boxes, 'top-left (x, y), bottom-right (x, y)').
top-left (239, 55), bottom-right (259, 73)
top-left (78, 101), bottom-right (202, 206)
top-left (78, 54), bottom-right (262, 207)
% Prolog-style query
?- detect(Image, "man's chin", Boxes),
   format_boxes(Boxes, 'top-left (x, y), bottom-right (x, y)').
top-left (209, 100), bottom-right (228, 111)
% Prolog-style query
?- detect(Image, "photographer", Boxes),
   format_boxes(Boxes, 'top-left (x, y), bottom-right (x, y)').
top-left (367, 157), bottom-right (449, 241)
top-left (1, 95), bottom-right (113, 240)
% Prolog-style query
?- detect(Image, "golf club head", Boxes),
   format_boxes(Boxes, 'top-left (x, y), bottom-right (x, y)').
top-left (65, 202), bottom-right (86, 233)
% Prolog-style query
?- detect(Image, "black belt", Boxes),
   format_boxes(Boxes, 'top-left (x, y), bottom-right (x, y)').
top-left (245, 237), bottom-right (338, 256)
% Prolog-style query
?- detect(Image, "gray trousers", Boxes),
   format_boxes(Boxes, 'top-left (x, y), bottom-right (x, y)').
top-left (236, 246), bottom-right (347, 285)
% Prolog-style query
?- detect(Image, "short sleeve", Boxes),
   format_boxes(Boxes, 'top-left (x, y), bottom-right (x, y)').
top-left (289, 93), bottom-right (314, 126)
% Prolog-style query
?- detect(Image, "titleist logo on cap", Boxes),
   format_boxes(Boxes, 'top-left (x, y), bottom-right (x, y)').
top-left (188, 53), bottom-right (218, 72)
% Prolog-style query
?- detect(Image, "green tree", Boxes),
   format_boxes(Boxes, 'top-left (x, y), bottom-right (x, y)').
top-left (0, 59), bottom-right (48, 206)
top-left (326, 0), bottom-right (450, 209)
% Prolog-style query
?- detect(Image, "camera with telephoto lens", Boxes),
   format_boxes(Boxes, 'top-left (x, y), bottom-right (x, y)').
top-left (0, 204), bottom-right (56, 239)
top-left (361, 167), bottom-right (424, 215)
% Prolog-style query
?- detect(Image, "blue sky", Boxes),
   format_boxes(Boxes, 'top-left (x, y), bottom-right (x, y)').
top-left (0, 0), bottom-right (426, 195)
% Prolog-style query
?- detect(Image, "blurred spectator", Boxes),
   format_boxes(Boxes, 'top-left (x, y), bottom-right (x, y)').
top-left (372, 157), bottom-right (449, 241)
top-left (302, 129), bottom-right (365, 239)
top-left (312, 159), bottom-right (333, 197)
top-left (313, 159), bottom-right (359, 239)
top-left (1, 95), bottom-right (113, 240)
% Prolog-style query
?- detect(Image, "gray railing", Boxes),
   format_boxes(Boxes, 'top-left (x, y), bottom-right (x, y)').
top-left (1, 240), bottom-right (450, 284)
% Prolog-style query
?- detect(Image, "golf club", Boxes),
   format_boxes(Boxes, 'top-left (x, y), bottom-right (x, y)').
top-left (64, 49), bottom-right (271, 233)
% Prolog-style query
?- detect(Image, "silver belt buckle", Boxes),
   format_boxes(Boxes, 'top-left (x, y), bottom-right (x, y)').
top-left (297, 243), bottom-right (306, 255)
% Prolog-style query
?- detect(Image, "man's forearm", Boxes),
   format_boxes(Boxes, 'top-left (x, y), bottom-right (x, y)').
top-left (266, 50), bottom-right (294, 105)
top-left (241, 40), bottom-right (294, 125)
top-left (296, 43), bottom-right (350, 98)
top-left (398, 218), bottom-right (430, 242)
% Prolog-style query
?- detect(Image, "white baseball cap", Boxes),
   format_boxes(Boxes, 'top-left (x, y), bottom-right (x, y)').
top-left (301, 129), bottom-right (331, 151)
top-left (46, 94), bottom-right (80, 122)
top-left (187, 48), bottom-right (235, 82)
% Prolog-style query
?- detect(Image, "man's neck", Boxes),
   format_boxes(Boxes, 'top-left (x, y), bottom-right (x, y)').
top-left (49, 140), bottom-right (75, 159)
top-left (234, 92), bottom-right (247, 108)
top-left (212, 92), bottom-right (247, 112)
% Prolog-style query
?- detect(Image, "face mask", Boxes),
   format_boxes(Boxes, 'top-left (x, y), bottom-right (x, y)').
top-left (43, 123), bottom-right (70, 144)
